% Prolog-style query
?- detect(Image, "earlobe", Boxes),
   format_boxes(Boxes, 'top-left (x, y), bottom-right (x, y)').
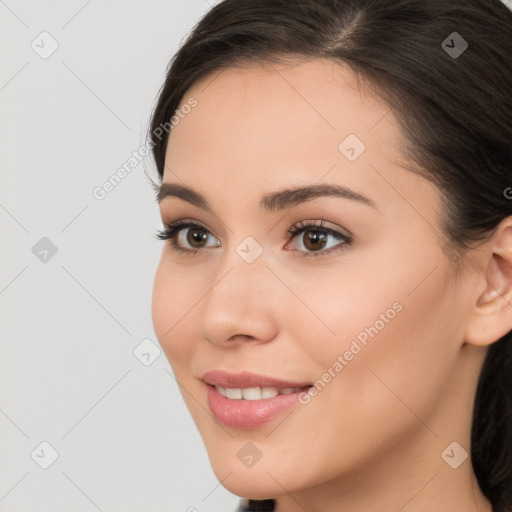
top-left (465, 219), bottom-right (512, 347)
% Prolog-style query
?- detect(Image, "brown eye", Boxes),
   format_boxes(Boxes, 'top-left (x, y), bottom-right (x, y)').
top-left (186, 227), bottom-right (209, 248)
top-left (156, 220), bottom-right (220, 253)
top-left (301, 230), bottom-right (328, 252)
top-left (285, 220), bottom-right (352, 258)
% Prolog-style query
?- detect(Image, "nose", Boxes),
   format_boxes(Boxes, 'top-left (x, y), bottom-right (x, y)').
top-left (198, 246), bottom-right (280, 348)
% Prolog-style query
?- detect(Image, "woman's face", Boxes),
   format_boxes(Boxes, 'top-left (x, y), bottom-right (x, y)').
top-left (152, 59), bottom-right (481, 500)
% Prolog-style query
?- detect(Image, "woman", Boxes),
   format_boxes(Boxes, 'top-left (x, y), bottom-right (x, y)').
top-left (148, 1), bottom-right (512, 510)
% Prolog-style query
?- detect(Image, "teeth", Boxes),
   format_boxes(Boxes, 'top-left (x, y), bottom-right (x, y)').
top-left (241, 387), bottom-right (262, 400)
top-left (215, 385), bottom-right (305, 400)
top-left (226, 387), bottom-right (242, 399)
top-left (261, 387), bottom-right (279, 399)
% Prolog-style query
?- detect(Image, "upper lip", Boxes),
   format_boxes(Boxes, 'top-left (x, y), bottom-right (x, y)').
top-left (201, 370), bottom-right (312, 389)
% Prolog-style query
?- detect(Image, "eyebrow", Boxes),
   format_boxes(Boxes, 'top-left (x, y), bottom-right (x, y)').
top-left (156, 182), bottom-right (378, 212)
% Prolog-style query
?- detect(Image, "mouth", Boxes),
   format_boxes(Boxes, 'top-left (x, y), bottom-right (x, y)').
top-left (201, 369), bottom-right (312, 390)
top-left (201, 370), bottom-right (313, 429)
top-left (210, 384), bottom-right (311, 400)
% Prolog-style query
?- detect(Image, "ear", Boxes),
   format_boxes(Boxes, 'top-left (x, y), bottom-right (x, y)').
top-left (464, 216), bottom-right (512, 347)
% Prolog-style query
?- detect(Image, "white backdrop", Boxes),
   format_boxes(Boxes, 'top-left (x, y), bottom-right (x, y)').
top-left (0, 1), bottom-right (241, 511)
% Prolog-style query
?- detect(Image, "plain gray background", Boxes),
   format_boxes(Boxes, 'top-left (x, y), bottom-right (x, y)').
top-left (0, 1), bottom-right (241, 511)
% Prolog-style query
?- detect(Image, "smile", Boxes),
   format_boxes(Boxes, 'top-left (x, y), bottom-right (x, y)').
top-left (214, 385), bottom-right (310, 400)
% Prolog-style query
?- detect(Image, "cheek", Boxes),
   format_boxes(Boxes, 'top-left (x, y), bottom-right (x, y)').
top-left (151, 258), bottom-right (197, 365)
top-left (309, 256), bottom-right (458, 438)
top-left (295, 277), bottom-right (405, 406)
top-left (281, 260), bottom-right (408, 373)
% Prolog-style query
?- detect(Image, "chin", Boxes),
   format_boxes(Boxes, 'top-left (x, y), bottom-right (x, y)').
top-left (207, 455), bottom-right (289, 500)
top-left (219, 478), bottom-right (279, 502)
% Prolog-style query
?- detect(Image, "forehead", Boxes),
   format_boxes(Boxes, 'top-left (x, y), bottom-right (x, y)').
top-left (162, 58), bottom-right (433, 218)
top-left (169, 59), bottom-right (393, 151)
top-left (170, 58), bottom-right (390, 153)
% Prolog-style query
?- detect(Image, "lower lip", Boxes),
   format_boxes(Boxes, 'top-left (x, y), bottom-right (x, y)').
top-left (205, 383), bottom-right (309, 429)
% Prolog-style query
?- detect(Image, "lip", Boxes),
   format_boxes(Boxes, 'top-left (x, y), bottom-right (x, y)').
top-left (204, 382), bottom-right (310, 429)
top-left (201, 369), bottom-right (311, 389)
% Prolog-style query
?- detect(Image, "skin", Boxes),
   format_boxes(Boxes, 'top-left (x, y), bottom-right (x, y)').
top-left (152, 58), bottom-right (512, 511)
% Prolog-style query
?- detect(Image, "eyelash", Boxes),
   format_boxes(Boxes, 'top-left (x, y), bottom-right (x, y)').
top-left (155, 218), bottom-right (352, 259)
